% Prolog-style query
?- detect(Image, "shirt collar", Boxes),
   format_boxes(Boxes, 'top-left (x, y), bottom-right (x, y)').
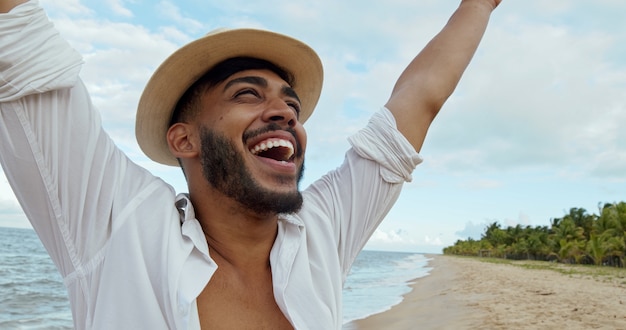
top-left (175, 193), bottom-right (209, 257)
top-left (279, 213), bottom-right (305, 229)
top-left (175, 193), bottom-right (195, 224)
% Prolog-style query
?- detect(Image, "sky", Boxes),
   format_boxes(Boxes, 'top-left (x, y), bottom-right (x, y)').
top-left (1, 0), bottom-right (625, 254)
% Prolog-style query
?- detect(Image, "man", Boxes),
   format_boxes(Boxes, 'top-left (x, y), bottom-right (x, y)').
top-left (0, 0), bottom-right (501, 328)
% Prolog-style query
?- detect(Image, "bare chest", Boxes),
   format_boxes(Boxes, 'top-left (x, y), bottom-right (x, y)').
top-left (196, 268), bottom-right (293, 329)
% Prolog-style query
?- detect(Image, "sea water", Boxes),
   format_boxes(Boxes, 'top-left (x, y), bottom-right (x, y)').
top-left (0, 227), bottom-right (72, 329)
top-left (342, 250), bottom-right (432, 324)
top-left (0, 227), bottom-right (431, 328)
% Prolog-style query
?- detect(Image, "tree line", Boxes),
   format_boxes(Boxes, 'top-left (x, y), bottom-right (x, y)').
top-left (443, 202), bottom-right (626, 268)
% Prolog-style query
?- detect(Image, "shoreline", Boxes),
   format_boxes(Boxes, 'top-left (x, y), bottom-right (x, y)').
top-left (344, 254), bottom-right (480, 329)
top-left (345, 254), bottom-right (626, 329)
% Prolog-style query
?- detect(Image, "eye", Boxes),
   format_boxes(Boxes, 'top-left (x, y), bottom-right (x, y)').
top-left (233, 88), bottom-right (260, 99)
top-left (287, 101), bottom-right (301, 116)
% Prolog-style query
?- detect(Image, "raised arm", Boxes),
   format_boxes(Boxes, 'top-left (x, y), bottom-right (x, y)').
top-left (0, 0), bottom-right (27, 13)
top-left (0, 0), bottom-right (153, 281)
top-left (386, 0), bottom-right (501, 152)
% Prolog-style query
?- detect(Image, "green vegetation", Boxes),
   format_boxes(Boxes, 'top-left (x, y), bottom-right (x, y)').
top-left (444, 202), bottom-right (626, 268)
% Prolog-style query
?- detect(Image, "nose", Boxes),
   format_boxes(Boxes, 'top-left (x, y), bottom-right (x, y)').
top-left (262, 98), bottom-right (298, 127)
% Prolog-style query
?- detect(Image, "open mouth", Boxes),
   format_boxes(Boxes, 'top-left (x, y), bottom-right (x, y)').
top-left (250, 138), bottom-right (295, 163)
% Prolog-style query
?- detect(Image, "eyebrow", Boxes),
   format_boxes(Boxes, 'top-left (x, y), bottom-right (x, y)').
top-left (223, 76), bottom-right (267, 91)
top-left (223, 75), bottom-right (301, 104)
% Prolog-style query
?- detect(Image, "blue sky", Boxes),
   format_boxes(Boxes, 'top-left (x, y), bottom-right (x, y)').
top-left (1, 0), bottom-right (625, 253)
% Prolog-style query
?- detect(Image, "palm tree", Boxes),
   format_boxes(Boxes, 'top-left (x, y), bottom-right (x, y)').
top-left (604, 236), bottom-right (625, 267)
top-left (552, 238), bottom-right (585, 264)
top-left (550, 218), bottom-right (585, 263)
top-left (596, 203), bottom-right (626, 267)
top-left (565, 207), bottom-right (595, 240)
top-left (586, 234), bottom-right (608, 266)
top-left (526, 230), bottom-right (550, 260)
top-left (482, 221), bottom-right (508, 247)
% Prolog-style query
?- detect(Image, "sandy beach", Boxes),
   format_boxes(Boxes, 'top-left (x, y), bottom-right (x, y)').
top-left (346, 255), bottom-right (626, 329)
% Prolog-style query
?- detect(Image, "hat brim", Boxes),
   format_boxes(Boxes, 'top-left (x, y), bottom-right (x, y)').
top-left (136, 28), bottom-right (323, 166)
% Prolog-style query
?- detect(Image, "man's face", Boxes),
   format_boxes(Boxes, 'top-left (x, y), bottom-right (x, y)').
top-left (195, 69), bottom-right (307, 215)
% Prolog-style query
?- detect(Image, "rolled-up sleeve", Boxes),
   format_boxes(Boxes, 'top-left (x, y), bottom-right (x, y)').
top-left (347, 107), bottom-right (423, 183)
top-left (302, 107), bottom-right (423, 276)
top-left (0, 0), bottom-right (83, 101)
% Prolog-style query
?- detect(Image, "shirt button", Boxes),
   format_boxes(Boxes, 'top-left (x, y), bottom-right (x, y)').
top-left (178, 304), bottom-right (188, 315)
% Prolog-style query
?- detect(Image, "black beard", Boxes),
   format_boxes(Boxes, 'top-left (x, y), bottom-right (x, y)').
top-left (199, 126), bottom-right (304, 215)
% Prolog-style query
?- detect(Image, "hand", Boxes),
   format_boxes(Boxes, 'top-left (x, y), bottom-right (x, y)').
top-left (462, 0), bottom-right (502, 11)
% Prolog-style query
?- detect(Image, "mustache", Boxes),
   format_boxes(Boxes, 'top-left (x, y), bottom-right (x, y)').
top-left (242, 123), bottom-right (303, 157)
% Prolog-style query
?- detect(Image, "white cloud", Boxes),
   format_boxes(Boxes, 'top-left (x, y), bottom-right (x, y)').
top-left (157, 1), bottom-right (204, 33)
top-left (455, 221), bottom-right (488, 240)
top-left (423, 235), bottom-right (443, 246)
top-left (40, 0), bottom-right (92, 16)
top-left (47, 15), bottom-right (187, 160)
top-left (368, 229), bottom-right (417, 247)
top-left (422, 16), bottom-right (626, 179)
top-left (106, 0), bottom-right (133, 18)
top-left (369, 228), bottom-right (415, 244)
top-left (365, 228), bottom-right (446, 254)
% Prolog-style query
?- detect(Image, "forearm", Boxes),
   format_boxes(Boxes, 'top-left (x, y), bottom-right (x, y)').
top-left (409, 0), bottom-right (496, 105)
top-left (0, 0), bottom-right (27, 13)
top-left (386, 0), bottom-right (499, 151)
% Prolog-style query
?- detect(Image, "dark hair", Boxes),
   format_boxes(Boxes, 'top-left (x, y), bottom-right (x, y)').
top-left (170, 57), bottom-right (294, 126)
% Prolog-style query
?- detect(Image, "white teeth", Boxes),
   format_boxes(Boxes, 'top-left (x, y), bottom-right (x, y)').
top-left (250, 139), bottom-right (295, 159)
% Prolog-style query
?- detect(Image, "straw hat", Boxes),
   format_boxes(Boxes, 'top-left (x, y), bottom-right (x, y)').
top-left (136, 28), bottom-right (324, 166)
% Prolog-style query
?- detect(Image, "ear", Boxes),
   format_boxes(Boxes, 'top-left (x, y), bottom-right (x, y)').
top-left (167, 123), bottom-right (199, 160)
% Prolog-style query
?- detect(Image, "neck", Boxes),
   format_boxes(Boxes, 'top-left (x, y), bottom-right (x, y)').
top-left (189, 187), bottom-right (279, 269)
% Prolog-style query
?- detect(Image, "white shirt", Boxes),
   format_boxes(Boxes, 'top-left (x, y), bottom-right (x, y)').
top-left (0, 2), bottom-right (422, 329)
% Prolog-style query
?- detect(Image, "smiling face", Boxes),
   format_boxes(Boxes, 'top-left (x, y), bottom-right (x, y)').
top-left (193, 68), bottom-right (307, 215)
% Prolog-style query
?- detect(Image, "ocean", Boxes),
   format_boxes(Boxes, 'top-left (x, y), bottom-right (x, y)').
top-left (0, 227), bottom-right (431, 329)
top-left (0, 227), bottom-right (72, 329)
